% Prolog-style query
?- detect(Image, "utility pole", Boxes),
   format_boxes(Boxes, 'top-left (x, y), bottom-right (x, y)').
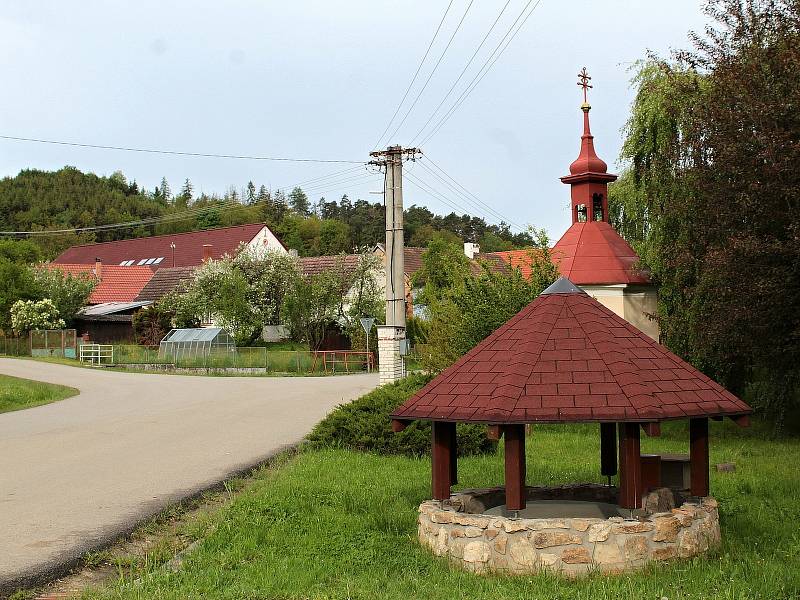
top-left (369, 145), bottom-right (420, 384)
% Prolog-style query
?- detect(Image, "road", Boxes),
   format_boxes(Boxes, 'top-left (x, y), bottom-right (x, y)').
top-left (0, 358), bottom-right (379, 591)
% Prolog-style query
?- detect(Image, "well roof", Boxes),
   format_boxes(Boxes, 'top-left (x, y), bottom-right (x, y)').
top-left (392, 277), bottom-right (751, 424)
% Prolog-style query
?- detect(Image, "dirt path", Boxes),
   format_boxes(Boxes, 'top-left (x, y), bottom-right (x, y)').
top-left (0, 359), bottom-right (378, 593)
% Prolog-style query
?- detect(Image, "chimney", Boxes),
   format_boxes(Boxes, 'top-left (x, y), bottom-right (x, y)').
top-left (94, 257), bottom-right (102, 280)
top-left (202, 244), bottom-right (213, 263)
top-left (289, 248), bottom-right (299, 258)
top-left (464, 242), bottom-right (480, 260)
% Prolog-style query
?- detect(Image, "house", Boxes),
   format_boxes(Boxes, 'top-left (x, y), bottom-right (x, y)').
top-left (53, 222), bottom-right (285, 269)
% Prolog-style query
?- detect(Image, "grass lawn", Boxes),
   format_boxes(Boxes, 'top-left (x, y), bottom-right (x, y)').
top-left (85, 420), bottom-right (800, 600)
top-left (0, 374), bottom-right (78, 414)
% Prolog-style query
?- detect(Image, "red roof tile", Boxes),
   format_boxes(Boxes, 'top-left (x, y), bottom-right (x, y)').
top-left (41, 264), bottom-right (154, 304)
top-left (392, 277), bottom-right (751, 424)
top-left (52, 223), bottom-right (278, 270)
top-left (551, 221), bottom-right (650, 285)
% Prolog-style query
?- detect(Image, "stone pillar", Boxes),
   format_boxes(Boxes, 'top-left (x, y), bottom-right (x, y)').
top-left (377, 325), bottom-right (405, 385)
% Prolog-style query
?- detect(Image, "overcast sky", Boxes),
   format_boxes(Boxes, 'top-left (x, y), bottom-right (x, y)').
top-left (0, 1), bottom-right (707, 239)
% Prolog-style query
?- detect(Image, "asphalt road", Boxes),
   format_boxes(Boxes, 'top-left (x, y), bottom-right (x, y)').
top-left (0, 358), bottom-right (379, 592)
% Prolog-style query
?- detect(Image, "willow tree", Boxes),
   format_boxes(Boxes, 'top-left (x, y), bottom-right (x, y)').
top-left (610, 0), bottom-right (800, 428)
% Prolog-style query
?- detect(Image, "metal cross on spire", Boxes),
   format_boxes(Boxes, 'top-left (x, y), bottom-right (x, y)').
top-left (577, 67), bottom-right (593, 104)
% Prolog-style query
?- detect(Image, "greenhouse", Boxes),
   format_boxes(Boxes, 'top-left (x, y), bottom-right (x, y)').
top-left (158, 327), bottom-right (235, 363)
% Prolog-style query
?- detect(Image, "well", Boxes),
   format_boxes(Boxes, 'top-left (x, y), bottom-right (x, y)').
top-left (417, 485), bottom-right (720, 576)
top-left (391, 277), bottom-right (750, 576)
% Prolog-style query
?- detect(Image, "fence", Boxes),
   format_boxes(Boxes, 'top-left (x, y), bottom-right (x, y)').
top-left (0, 330), bottom-right (78, 358)
top-left (111, 345), bottom-right (374, 374)
top-left (79, 344), bottom-right (114, 365)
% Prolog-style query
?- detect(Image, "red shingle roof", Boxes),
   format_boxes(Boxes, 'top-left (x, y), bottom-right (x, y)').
top-left (52, 223), bottom-right (275, 270)
top-left (41, 264), bottom-right (154, 304)
top-left (392, 277), bottom-right (751, 424)
top-left (551, 222), bottom-right (650, 285)
top-left (478, 249), bottom-right (543, 278)
top-left (134, 266), bottom-right (196, 302)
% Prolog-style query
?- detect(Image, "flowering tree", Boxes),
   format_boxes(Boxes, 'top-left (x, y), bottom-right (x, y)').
top-left (10, 299), bottom-right (65, 334)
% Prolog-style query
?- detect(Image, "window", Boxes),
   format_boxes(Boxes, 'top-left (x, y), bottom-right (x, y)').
top-left (154, 257), bottom-right (164, 264)
top-left (144, 258), bottom-right (156, 265)
top-left (137, 259), bottom-right (148, 265)
top-left (593, 193), bottom-right (604, 222)
top-left (576, 204), bottom-right (588, 223)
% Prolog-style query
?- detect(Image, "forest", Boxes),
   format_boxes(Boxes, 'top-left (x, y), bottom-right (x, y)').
top-left (0, 167), bottom-right (533, 260)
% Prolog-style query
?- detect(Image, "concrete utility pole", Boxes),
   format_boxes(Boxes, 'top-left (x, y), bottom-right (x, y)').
top-left (369, 145), bottom-right (420, 385)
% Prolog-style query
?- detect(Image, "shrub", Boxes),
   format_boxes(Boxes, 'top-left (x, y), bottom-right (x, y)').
top-left (307, 375), bottom-right (497, 457)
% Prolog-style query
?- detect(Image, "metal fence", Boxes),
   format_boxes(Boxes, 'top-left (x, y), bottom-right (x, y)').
top-left (111, 345), bottom-right (374, 374)
top-left (0, 330), bottom-right (77, 358)
top-left (0, 335), bottom-right (29, 356)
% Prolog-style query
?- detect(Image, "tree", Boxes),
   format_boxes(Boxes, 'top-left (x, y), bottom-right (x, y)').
top-left (609, 0), bottom-right (800, 428)
top-left (289, 186), bottom-right (310, 216)
top-left (163, 248), bottom-right (300, 345)
top-left (180, 178), bottom-right (193, 202)
top-left (160, 176), bottom-right (171, 204)
top-left (31, 268), bottom-right (96, 326)
top-left (132, 304), bottom-right (174, 346)
top-left (417, 231), bottom-right (558, 372)
top-left (245, 181), bottom-right (257, 205)
top-left (10, 299), bottom-right (65, 334)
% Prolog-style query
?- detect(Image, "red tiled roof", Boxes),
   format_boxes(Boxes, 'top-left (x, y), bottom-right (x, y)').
top-left (478, 249), bottom-right (543, 278)
top-left (551, 222), bottom-right (650, 285)
top-left (41, 264), bottom-right (154, 304)
top-left (299, 254), bottom-right (361, 277)
top-left (135, 266), bottom-right (196, 302)
top-left (52, 223), bottom-right (275, 270)
top-left (392, 277), bottom-right (751, 424)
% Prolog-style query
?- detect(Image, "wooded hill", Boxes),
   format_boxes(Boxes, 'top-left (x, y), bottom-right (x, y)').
top-left (0, 167), bottom-right (534, 259)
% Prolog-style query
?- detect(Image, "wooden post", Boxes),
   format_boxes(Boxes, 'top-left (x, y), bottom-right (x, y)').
top-left (504, 424), bottom-right (526, 511)
top-left (600, 423), bottom-right (617, 480)
top-left (432, 421), bottom-right (453, 500)
top-left (689, 417), bottom-right (710, 497)
top-left (450, 423), bottom-right (458, 486)
top-left (618, 422), bottom-right (641, 509)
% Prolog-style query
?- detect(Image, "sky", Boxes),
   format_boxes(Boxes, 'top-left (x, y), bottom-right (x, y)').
top-left (0, 1), bottom-right (708, 239)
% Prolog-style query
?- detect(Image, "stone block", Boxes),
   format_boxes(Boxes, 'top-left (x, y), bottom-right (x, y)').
top-left (463, 541), bottom-right (490, 564)
top-left (613, 521), bottom-right (655, 534)
top-left (561, 547), bottom-right (592, 564)
top-left (652, 516), bottom-right (681, 543)
top-left (651, 546), bottom-right (678, 561)
top-left (571, 519), bottom-right (591, 532)
top-left (592, 542), bottom-right (623, 565)
top-left (587, 522), bottom-right (612, 542)
top-left (526, 519), bottom-right (569, 530)
top-left (509, 540), bottom-right (538, 567)
top-left (493, 532), bottom-right (508, 555)
top-left (623, 536), bottom-right (649, 561)
top-left (531, 531), bottom-right (582, 549)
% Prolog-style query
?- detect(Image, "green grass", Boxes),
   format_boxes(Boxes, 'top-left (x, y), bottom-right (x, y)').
top-left (85, 420), bottom-right (800, 600)
top-left (0, 373), bottom-right (78, 413)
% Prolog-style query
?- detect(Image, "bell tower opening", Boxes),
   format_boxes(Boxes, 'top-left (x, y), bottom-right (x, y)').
top-left (576, 204), bottom-right (588, 223)
top-left (592, 193), bottom-right (604, 222)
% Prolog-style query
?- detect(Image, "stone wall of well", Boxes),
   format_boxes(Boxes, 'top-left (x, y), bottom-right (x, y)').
top-left (418, 491), bottom-right (720, 576)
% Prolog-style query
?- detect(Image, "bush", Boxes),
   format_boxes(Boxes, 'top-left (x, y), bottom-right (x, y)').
top-left (307, 375), bottom-right (497, 457)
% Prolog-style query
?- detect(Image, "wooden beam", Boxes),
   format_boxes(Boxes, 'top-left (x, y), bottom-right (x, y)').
top-left (391, 419), bottom-right (409, 432)
top-left (450, 422), bottom-right (458, 486)
top-left (486, 424), bottom-right (503, 441)
top-left (732, 414), bottom-right (750, 428)
top-left (504, 424), bottom-right (526, 511)
top-left (600, 423), bottom-right (617, 478)
top-left (431, 421), bottom-right (453, 500)
top-left (640, 422), bottom-right (661, 437)
top-left (689, 417), bottom-right (710, 497)
top-left (618, 422), bottom-right (642, 509)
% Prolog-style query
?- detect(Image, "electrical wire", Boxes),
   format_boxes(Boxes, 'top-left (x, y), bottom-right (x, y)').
top-left (418, 156), bottom-right (525, 230)
top-left (0, 134), bottom-right (366, 164)
top-left (404, 170), bottom-right (475, 216)
top-left (383, 0), bottom-right (475, 146)
top-left (409, 0), bottom-right (512, 146)
top-left (372, 0), bottom-right (455, 150)
top-left (418, 0), bottom-right (544, 146)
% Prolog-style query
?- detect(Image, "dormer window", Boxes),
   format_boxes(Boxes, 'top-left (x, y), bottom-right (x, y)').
top-left (593, 193), bottom-right (604, 222)
top-left (576, 204), bottom-right (588, 223)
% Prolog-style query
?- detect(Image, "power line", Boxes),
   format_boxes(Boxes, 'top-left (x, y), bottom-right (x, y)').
top-left (404, 171), bottom-right (469, 216)
top-left (0, 134), bottom-right (366, 164)
top-left (372, 0), bottom-right (455, 150)
top-left (419, 156), bottom-right (526, 230)
top-left (419, 0), bottom-right (544, 146)
top-left (383, 0), bottom-right (475, 145)
top-left (409, 0), bottom-right (512, 146)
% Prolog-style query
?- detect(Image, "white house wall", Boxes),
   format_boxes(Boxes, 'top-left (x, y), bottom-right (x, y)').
top-left (245, 226), bottom-right (287, 258)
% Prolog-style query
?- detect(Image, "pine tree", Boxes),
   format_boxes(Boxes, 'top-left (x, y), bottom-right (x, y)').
top-left (256, 185), bottom-right (270, 204)
top-left (246, 181), bottom-right (257, 205)
top-left (180, 178), bottom-right (193, 201)
top-left (288, 186), bottom-right (310, 216)
top-left (160, 176), bottom-right (171, 203)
